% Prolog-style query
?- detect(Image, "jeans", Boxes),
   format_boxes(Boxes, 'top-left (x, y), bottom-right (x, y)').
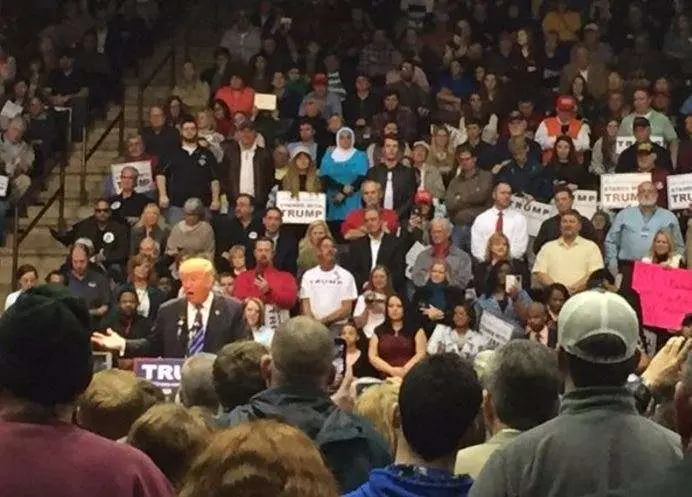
top-left (451, 224), bottom-right (472, 253)
top-left (0, 200), bottom-right (8, 245)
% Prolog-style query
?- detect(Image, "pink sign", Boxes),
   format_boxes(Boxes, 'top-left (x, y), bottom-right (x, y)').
top-left (632, 262), bottom-right (692, 331)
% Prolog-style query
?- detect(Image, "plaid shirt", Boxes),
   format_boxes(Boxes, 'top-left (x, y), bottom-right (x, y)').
top-left (358, 42), bottom-right (396, 78)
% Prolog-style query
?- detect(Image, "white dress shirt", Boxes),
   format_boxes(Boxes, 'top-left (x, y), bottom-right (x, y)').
top-left (135, 287), bottom-right (150, 318)
top-left (471, 206), bottom-right (529, 261)
top-left (187, 292), bottom-right (214, 331)
top-left (383, 171), bottom-right (394, 209)
top-left (369, 234), bottom-right (383, 270)
top-left (239, 145), bottom-right (256, 196)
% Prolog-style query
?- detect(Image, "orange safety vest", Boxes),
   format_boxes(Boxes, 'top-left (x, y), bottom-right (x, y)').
top-left (541, 117), bottom-right (584, 164)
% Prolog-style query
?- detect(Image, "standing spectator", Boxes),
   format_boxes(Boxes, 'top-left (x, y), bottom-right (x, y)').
top-left (120, 254), bottom-right (166, 320)
top-left (428, 124), bottom-right (457, 184)
top-left (368, 295), bottom-right (427, 379)
top-left (97, 288), bottom-right (152, 354)
top-left (65, 243), bottom-right (111, 328)
top-left (634, 142), bottom-right (669, 208)
top-left (469, 291), bottom-right (681, 497)
top-left (287, 118), bottom-right (326, 163)
top-left (605, 181), bottom-right (683, 288)
top-left (367, 135), bottom-right (417, 220)
top-left (534, 186), bottom-right (597, 254)
top-left (301, 237), bottom-right (358, 337)
top-left (320, 127), bottom-right (369, 231)
top-left (456, 341), bottom-right (561, 478)
top-left (353, 266), bottom-right (395, 339)
top-left (341, 180), bottom-right (400, 241)
top-left (0, 285), bottom-right (174, 497)
top-left (471, 182), bottom-right (529, 262)
top-left (45, 47), bottom-right (89, 140)
top-left (156, 117), bottom-right (220, 225)
top-left (214, 195), bottom-right (261, 270)
top-left (219, 10), bottom-right (262, 64)
top-left (4, 264), bottom-right (38, 310)
top-left (259, 207), bottom-right (298, 276)
top-left (140, 106), bottom-right (180, 163)
top-left (348, 354), bottom-right (480, 497)
top-left (219, 316), bottom-right (392, 493)
top-left (496, 137), bottom-right (554, 203)
top-left (343, 74), bottom-right (379, 130)
top-left (171, 61), bottom-right (211, 114)
top-left (533, 210), bottom-right (605, 294)
top-left (410, 142), bottom-right (446, 201)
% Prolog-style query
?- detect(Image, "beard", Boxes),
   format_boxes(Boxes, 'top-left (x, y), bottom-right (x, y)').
top-left (639, 197), bottom-right (657, 207)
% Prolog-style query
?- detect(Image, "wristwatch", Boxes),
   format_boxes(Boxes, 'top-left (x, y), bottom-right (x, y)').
top-left (626, 374), bottom-right (653, 414)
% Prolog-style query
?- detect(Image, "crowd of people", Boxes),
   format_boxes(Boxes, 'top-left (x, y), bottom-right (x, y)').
top-left (2, 0), bottom-right (692, 495)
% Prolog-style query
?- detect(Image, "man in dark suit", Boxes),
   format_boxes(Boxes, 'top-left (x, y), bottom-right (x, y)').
top-left (347, 206), bottom-right (405, 295)
top-left (219, 121), bottom-right (274, 208)
top-left (260, 207), bottom-right (298, 275)
top-left (366, 135), bottom-right (416, 220)
top-left (91, 258), bottom-right (245, 358)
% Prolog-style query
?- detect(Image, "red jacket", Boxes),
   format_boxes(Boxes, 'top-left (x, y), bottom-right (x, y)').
top-left (215, 86), bottom-right (255, 115)
top-left (232, 266), bottom-right (298, 310)
top-left (341, 208), bottom-right (400, 237)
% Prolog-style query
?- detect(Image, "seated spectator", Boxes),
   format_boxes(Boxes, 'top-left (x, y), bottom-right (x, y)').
top-left (525, 302), bottom-right (557, 348)
top-left (366, 121), bottom-right (414, 169)
top-left (213, 341), bottom-right (268, 413)
top-left (108, 166), bottom-right (151, 225)
top-left (455, 340), bottom-right (561, 478)
top-left (368, 294), bottom-right (427, 379)
top-left (219, 10), bottom-right (262, 64)
top-left (496, 136), bottom-right (554, 203)
top-left (232, 237), bottom-right (298, 314)
top-left (279, 147), bottom-right (322, 219)
top-left (165, 198), bottom-right (215, 262)
top-left (469, 291), bottom-right (681, 497)
top-left (45, 47), bottom-right (89, 141)
top-left (428, 124), bottom-right (457, 183)
top-left (473, 232), bottom-right (514, 295)
top-left (130, 204), bottom-right (169, 255)
top-left (77, 30), bottom-right (113, 111)
top-left (297, 220), bottom-right (333, 275)
top-left (341, 180), bottom-right (400, 241)
top-left (635, 142), bottom-right (669, 208)
top-left (122, 254), bottom-right (166, 319)
top-left (4, 264), bottom-right (38, 310)
top-left (164, 96), bottom-right (191, 130)
top-left (105, 133), bottom-right (159, 198)
top-left (210, 99), bottom-right (232, 138)
top-left (24, 95), bottom-right (59, 160)
top-left (533, 210), bottom-right (604, 294)
top-left (484, 111), bottom-right (542, 169)
top-left (201, 47), bottom-right (232, 96)
top-left (347, 207), bottom-right (406, 295)
top-left (343, 74), bottom-right (379, 132)
top-left (77, 368), bottom-right (161, 441)
top-left (141, 106), bottom-right (180, 163)
top-left (372, 90), bottom-right (418, 144)
top-left (411, 218), bottom-right (473, 290)
top-left (219, 316), bottom-right (391, 492)
top-left (180, 419), bottom-right (339, 497)
top-left (542, 0), bottom-right (581, 43)
top-left (404, 191), bottom-right (436, 245)
top-left (353, 380), bottom-right (400, 454)
top-left (287, 118), bottom-right (326, 163)
top-left (241, 297), bottom-right (274, 347)
top-left (214, 194), bottom-right (262, 269)
top-left (52, 199), bottom-right (129, 282)
top-left (641, 229), bottom-right (682, 268)
top-left (411, 142), bottom-right (446, 200)
top-left (446, 144), bottom-right (494, 250)
top-left (559, 44), bottom-right (609, 99)
top-left (589, 117), bottom-right (620, 175)
top-left (353, 266), bottom-right (395, 339)
top-left (301, 237), bottom-right (358, 337)
top-left (321, 127), bottom-right (369, 231)
top-left (45, 270), bottom-right (66, 285)
top-left (545, 136), bottom-right (592, 190)
top-left (545, 282), bottom-right (569, 331)
top-left (427, 301), bottom-right (485, 359)
top-left (367, 135), bottom-right (417, 221)
top-left (127, 404), bottom-right (214, 490)
top-left (412, 260), bottom-right (466, 337)
top-left (300, 73), bottom-right (342, 119)
top-left (156, 117), bottom-right (220, 225)
top-left (534, 186), bottom-right (597, 254)
top-left (0, 117), bottom-right (35, 202)
top-left (171, 61), bottom-right (211, 114)
top-left (475, 260), bottom-right (532, 329)
top-left (471, 182), bottom-right (529, 262)
top-left (224, 244), bottom-right (247, 277)
top-left (0, 286), bottom-right (173, 496)
top-left (215, 71), bottom-right (254, 116)
top-left (349, 354), bottom-right (481, 497)
top-left (270, 70), bottom-right (302, 122)
top-left (535, 95), bottom-right (590, 164)
top-left (95, 287), bottom-right (152, 358)
top-left (195, 110), bottom-right (225, 162)
top-left (590, 210), bottom-right (611, 256)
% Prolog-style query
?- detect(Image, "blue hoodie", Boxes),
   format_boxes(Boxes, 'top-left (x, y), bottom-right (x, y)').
top-left (344, 465), bottom-right (474, 497)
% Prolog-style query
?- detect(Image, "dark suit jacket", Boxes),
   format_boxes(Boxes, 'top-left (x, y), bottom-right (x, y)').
top-left (348, 234), bottom-right (405, 295)
top-left (125, 294), bottom-right (244, 358)
top-left (220, 140), bottom-right (274, 207)
top-left (261, 230), bottom-right (298, 276)
top-left (366, 163), bottom-right (416, 219)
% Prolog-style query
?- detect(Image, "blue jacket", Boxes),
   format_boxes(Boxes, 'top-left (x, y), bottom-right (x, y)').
top-left (345, 465), bottom-right (474, 497)
top-left (496, 159), bottom-right (554, 203)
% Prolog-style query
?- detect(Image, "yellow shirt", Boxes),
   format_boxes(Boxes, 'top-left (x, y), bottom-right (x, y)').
top-left (542, 11), bottom-right (581, 42)
top-left (532, 236), bottom-right (604, 287)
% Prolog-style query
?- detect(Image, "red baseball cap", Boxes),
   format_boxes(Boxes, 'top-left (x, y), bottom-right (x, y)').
top-left (312, 73), bottom-right (328, 86)
top-left (414, 190), bottom-right (433, 205)
top-left (556, 95), bottom-right (576, 112)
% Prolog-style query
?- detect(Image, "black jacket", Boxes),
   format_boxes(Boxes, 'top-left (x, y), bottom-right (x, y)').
top-left (366, 163), bottom-right (416, 219)
top-left (64, 217), bottom-right (130, 266)
top-left (218, 387), bottom-right (392, 493)
top-left (348, 233), bottom-right (405, 295)
top-left (260, 230), bottom-right (298, 276)
top-left (533, 213), bottom-right (597, 255)
top-left (616, 141), bottom-right (673, 173)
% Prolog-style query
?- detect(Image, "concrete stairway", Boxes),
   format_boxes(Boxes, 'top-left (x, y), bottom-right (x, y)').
top-left (1, 18), bottom-right (218, 303)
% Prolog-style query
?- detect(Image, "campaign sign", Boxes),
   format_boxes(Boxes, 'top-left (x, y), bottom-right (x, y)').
top-left (111, 160), bottom-right (155, 194)
top-left (632, 262), bottom-right (692, 331)
top-left (600, 173), bottom-right (651, 209)
top-left (134, 358), bottom-right (184, 400)
top-left (478, 311), bottom-right (514, 349)
top-left (573, 190), bottom-right (599, 219)
top-left (510, 196), bottom-right (556, 237)
top-left (276, 191), bottom-right (326, 224)
top-left (615, 135), bottom-right (665, 154)
top-left (667, 173), bottom-right (692, 210)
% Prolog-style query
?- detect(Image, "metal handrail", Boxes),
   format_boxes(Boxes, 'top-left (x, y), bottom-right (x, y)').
top-left (137, 44), bottom-right (177, 129)
top-left (11, 161), bottom-right (66, 290)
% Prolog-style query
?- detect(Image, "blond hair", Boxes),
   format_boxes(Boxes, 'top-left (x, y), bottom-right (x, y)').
top-left (354, 381), bottom-right (400, 455)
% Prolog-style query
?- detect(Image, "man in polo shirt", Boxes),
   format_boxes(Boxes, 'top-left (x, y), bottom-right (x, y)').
top-left (341, 180), bottom-right (399, 240)
top-left (533, 209), bottom-right (604, 294)
top-left (66, 243), bottom-right (111, 328)
top-left (618, 88), bottom-right (679, 169)
top-left (156, 117), bottom-right (220, 225)
top-left (616, 117), bottom-right (673, 173)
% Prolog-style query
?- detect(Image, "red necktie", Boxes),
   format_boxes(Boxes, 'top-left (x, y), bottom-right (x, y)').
top-left (495, 211), bottom-right (504, 233)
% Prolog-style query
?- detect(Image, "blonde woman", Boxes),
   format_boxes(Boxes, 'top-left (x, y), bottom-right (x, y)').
top-left (428, 124), bottom-right (456, 181)
top-left (225, 244), bottom-right (247, 276)
top-left (281, 147), bottom-right (322, 198)
top-left (242, 297), bottom-right (274, 347)
top-left (297, 220), bottom-right (334, 274)
top-left (130, 203), bottom-right (169, 254)
top-left (642, 229), bottom-right (682, 268)
top-left (196, 109), bottom-right (225, 162)
top-left (171, 60), bottom-right (211, 114)
top-left (354, 380), bottom-right (401, 455)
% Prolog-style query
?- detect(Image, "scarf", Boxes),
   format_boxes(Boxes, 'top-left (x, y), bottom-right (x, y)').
top-left (330, 127), bottom-right (357, 162)
top-left (427, 281), bottom-right (447, 311)
top-left (431, 241), bottom-right (450, 259)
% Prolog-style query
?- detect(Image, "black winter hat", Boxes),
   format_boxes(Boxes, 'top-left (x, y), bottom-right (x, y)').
top-left (0, 285), bottom-right (93, 406)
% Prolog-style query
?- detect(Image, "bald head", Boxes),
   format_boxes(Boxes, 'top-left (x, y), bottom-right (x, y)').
top-left (268, 316), bottom-right (334, 389)
top-left (180, 258), bottom-right (215, 305)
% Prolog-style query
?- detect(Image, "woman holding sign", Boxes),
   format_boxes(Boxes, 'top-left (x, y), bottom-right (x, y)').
top-left (320, 127), bottom-right (368, 237)
top-left (475, 260), bottom-right (532, 329)
top-left (642, 229), bottom-right (682, 268)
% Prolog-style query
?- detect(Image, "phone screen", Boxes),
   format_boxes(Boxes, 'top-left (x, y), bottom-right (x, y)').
top-left (331, 338), bottom-right (347, 390)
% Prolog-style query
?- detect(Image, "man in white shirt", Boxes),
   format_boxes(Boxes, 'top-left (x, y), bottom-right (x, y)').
top-left (471, 182), bottom-right (529, 261)
top-left (532, 209), bottom-right (604, 294)
top-left (301, 237), bottom-right (358, 337)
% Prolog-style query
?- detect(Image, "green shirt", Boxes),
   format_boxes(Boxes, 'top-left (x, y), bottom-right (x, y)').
top-left (618, 110), bottom-right (678, 144)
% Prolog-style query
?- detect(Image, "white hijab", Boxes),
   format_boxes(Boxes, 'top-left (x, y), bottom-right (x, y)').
top-left (331, 127), bottom-right (357, 162)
